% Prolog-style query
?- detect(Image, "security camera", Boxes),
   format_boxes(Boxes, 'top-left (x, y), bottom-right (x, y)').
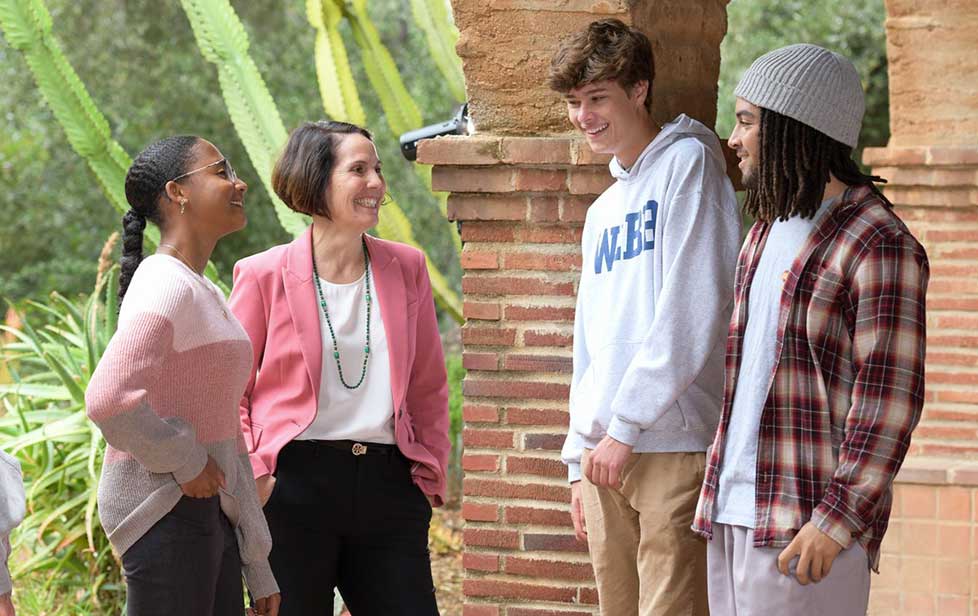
top-left (399, 103), bottom-right (470, 161)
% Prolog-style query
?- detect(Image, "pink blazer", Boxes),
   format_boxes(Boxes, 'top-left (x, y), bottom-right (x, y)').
top-left (228, 227), bottom-right (450, 505)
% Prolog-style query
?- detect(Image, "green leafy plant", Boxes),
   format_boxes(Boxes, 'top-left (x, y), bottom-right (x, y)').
top-left (178, 0), bottom-right (463, 320)
top-left (0, 0), bottom-right (223, 285)
top-left (0, 259), bottom-right (124, 612)
top-left (444, 353), bottom-right (464, 505)
top-left (0, 0), bottom-right (464, 316)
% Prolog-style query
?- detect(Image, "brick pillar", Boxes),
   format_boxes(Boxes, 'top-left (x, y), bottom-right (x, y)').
top-left (430, 1), bottom-right (729, 613)
top-left (421, 135), bottom-right (609, 615)
top-left (862, 0), bottom-right (978, 613)
top-left (863, 0), bottom-right (978, 460)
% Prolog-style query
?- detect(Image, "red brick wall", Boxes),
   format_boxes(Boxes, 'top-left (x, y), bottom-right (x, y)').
top-left (865, 145), bottom-right (978, 459)
top-left (431, 0), bottom-right (978, 613)
top-left (422, 135), bottom-right (608, 614)
top-left (424, 139), bottom-right (978, 615)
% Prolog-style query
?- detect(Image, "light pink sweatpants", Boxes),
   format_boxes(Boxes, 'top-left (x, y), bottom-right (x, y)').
top-left (707, 523), bottom-right (870, 616)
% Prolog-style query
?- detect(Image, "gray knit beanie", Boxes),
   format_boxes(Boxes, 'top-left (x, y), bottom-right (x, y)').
top-left (734, 43), bottom-right (864, 148)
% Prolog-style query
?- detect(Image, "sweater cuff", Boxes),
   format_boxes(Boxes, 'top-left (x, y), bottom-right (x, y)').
top-left (606, 415), bottom-right (641, 447)
top-left (243, 559), bottom-right (279, 600)
top-left (171, 445), bottom-right (208, 485)
top-left (567, 462), bottom-right (582, 483)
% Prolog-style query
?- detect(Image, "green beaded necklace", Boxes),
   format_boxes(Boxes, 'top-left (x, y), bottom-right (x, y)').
top-left (311, 238), bottom-right (371, 390)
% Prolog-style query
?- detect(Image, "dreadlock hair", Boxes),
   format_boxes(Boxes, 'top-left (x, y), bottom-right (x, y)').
top-left (120, 135), bottom-right (200, 304)
top-left (744, 107), bottom-right (886, 223)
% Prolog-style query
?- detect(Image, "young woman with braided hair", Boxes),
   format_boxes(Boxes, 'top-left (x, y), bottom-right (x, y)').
top-left (86, 136), bottom-right (281, 616)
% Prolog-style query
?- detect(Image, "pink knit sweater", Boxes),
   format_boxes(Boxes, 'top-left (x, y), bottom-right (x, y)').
top-left (86, 255), bottom-right (277, 598)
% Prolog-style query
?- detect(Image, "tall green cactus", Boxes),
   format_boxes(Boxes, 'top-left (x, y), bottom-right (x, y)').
top-left (307, 0), bottom-right (367, 126)
top-left (178, 0), bottom-right (308, 239)
top-left (410, 0), bottom-right (466, 102)
top-left (318, 0), bottom-right (461, 251)
top-left (0, 0), bottom-right (226, 283)
top-left (0, 0), bottom-right (462, 317)
top-left (180, 0), bottom-right (461, 320)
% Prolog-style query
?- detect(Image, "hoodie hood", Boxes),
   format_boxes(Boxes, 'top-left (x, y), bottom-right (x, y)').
top-left (610, 114), bottom-right (727, 182)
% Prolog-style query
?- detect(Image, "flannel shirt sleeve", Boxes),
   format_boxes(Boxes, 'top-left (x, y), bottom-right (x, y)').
top-left (811, 234), bottom-right (929, 547)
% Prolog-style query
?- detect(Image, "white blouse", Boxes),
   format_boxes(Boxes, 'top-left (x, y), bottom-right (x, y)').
top-left (296, 269), bottom-right (395, 444)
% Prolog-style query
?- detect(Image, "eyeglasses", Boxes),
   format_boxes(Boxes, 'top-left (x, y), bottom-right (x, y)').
top-left (170, 158), bottom-right (238, 184)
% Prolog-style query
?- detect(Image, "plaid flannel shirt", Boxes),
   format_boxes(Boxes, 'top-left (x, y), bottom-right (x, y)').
top-left (692, 184), bottom-right (929, 570)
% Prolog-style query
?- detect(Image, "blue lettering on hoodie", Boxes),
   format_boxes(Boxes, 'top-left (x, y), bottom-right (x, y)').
top-left (594, 200), bottom-right (658, 274)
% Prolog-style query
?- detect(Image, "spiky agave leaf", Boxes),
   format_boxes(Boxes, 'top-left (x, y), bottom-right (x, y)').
top-left (0, 0), bottom-right (230, 284)
top-left (307, 0), bottom-right (367, 125)
top-left (410, 0), bottom-right (466, 102)
top-left (179, 0), bottom-right (309, 238)
top-left (339, 0), bottom-right (461, 253)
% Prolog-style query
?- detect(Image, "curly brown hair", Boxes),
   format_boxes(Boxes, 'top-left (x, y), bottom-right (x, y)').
top-left (548, 18), bottom-right (655, 112)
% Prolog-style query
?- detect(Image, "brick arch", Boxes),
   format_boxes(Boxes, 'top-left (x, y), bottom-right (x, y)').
top-left (425, 0), bottom-right (978, 613)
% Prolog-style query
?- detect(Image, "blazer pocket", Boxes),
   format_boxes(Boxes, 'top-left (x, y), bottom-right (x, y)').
top-left (401, 412), bottom-right (417, 443)
top-left (249, 422), bottom-right (264, 452)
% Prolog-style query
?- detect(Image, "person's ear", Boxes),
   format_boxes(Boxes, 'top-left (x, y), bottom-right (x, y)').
top-left (164, 180), bottom-right (188, 205)
top-left (630, 80), bottom-right (649, 109)
top-left (163, 180), bottom-right (191, 215)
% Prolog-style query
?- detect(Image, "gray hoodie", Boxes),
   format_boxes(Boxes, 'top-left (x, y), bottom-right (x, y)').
top-left (562, 114), bottom-right (741, 482)
top-left (1, 450), bottom-right (25, 595)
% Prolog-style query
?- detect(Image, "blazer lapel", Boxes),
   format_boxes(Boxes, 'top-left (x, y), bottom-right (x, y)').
top-left (283, 226), bottom-right (323, 398)
top-left (365, 234), bottom-right (408, 408)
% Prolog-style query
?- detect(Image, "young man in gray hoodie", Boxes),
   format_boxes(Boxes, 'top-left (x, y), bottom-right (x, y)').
top-left (1, 450), bottom-right (25, 616)
top-left (548, 18), bottom-right (741, 615)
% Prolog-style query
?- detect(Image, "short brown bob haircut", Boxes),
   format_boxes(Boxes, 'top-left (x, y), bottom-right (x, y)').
top-left (548, 18), bottom-right (655, 113)
top-left (272, 120), bottom-right (373, 219)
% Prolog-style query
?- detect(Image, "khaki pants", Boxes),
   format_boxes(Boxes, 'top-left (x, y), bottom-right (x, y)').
top-left (581, 450), bottom-right (709, 616)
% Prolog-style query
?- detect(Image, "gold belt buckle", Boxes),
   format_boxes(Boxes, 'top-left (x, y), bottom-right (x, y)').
top-left (351, 442), bottom-right (368, 456)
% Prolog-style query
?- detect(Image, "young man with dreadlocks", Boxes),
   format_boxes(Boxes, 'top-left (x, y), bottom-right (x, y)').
top-left (549, 18), bottom-right (740, 615)
top-left (692, 44), bottom-right (929, 615)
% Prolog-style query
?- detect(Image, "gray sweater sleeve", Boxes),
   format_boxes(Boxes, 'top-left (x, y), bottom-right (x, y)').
top-left (232, 454), bottom-right (278, 598)
top-left (0, 451), bottom-right (25, 595)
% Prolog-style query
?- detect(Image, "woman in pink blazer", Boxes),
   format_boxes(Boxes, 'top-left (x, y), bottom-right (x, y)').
top-left (228, 121), bottom-right (449, 615)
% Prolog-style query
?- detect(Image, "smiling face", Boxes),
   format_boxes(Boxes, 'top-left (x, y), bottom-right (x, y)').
top-left (166, 139), bottom-right (248, 239)
top-left (323, 133), bottom-right (386, 233)
top-left (729, 98), bottom-right (762, 189)
top-left (565, 79), bottom-right (650, 167)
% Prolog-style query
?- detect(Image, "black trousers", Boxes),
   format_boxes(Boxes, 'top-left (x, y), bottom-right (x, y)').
top-left (122, 495), bottom-right (243, 616)
top-left (264, 440), bottom-right (439, 615)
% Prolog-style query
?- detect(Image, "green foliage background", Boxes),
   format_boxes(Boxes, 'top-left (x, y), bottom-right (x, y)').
top-left (0, 0), bottom-right (463, 302)
top-left (718, 0), bottom-right (890, 153)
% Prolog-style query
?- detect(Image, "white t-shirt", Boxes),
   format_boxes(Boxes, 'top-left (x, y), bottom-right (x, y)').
top-left (296, 269), bottom-right (395, 444)
top-left (713, 197), bottom-right (837, 527)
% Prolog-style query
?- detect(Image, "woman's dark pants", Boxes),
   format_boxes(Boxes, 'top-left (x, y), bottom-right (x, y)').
top-left (122, 495), bottom-right (243, 616)
top-left (264, 440), bottom-right (439, 615)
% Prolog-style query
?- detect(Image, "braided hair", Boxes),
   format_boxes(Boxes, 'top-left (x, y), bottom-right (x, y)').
top-left (744, 108), bottom-right (886, 222)
top-left (119, 136), bottom-right (199, 303)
